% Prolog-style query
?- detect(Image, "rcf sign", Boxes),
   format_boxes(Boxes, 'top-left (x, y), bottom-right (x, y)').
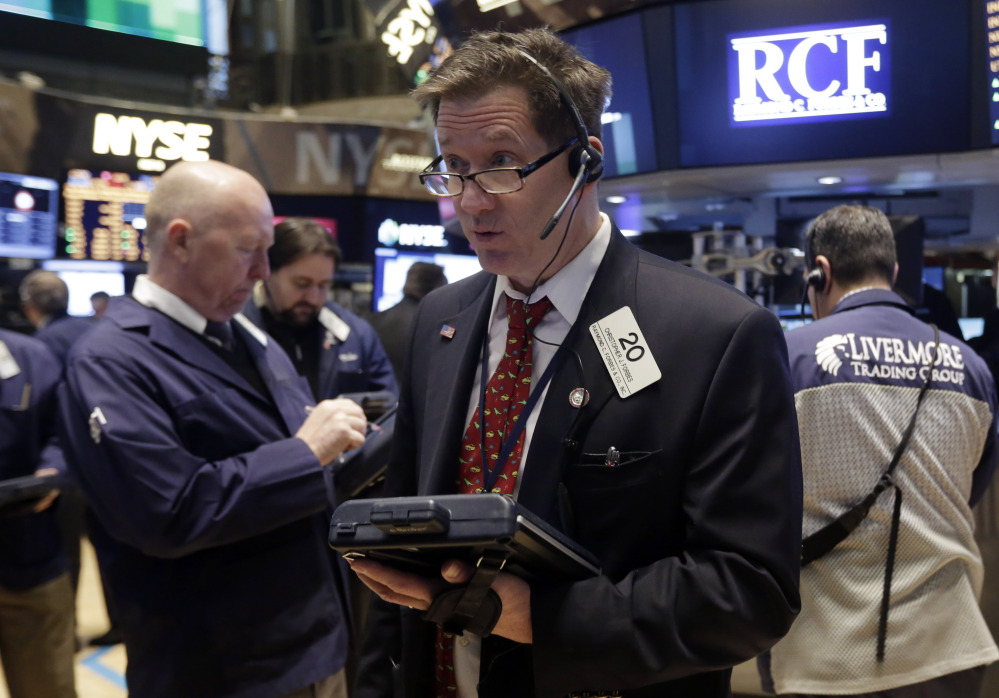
top-left (728, 22), bottom-right (890, 126)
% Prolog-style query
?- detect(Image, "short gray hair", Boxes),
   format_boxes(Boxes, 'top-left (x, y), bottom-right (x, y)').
top-left (20, 270), bottom-right (69, 317)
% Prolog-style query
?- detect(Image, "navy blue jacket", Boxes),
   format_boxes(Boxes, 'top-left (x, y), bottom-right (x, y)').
top-left (242, 299), bottom-right (398, 401)
top-left (59, 297), bottom-right (349, 698)
top-left (35, 314), bottom-right (97, 367)
top-left (0, 330), bottom-right (66, 591)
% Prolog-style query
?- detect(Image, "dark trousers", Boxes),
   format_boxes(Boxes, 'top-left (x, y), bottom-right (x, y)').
top-left (780, 663), bottom-right (988, 698)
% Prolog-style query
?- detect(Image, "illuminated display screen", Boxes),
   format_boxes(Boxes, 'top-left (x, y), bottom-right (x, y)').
top-left (374, 248), bottom-right (481, 311)
top-left (41, 260), bottom-right (126, 317)
top-left (986, 0), bottom-right (999, 144)
top-left (673, 0), bottom-right (969, 167)
top-left (0, 0), bottom-right (205, 46)
top-left (0, 172), bottom-right (58, 259)
top-left (61, 169), bottom-right (157, 262)
top-left (728, 21), bottom-right (891, 127)
top-left (562, 11), bottom-right (658, 178)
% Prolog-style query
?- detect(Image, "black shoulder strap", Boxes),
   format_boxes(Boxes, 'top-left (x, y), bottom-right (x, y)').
top-left (799, 324), bottom-right (939, 663)
top-left (800, 323), bottom-right (939, 567)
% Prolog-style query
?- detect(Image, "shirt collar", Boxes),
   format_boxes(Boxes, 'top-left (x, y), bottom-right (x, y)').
top-left (493, 212), bottom-right (612, 326)
top-left (132, 275), bottom-right (211, 336)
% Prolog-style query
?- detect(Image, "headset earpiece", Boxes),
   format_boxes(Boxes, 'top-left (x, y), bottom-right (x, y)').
top-left (569, 144), bottom-right (603, 183)
top-left (514, 47), bottom-right (602, 184)
top-left (806, 267), bottom-right (827, 292)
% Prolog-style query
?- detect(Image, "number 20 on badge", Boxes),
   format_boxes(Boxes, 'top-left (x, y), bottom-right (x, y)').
top-left (589, 306), bottom-right (661, 398)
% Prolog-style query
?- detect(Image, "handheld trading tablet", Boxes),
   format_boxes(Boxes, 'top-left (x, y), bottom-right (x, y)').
top-left (329, 493), bottom-right (600, 581)
top-left (0, 474), bottom-right (66, 517)
top-left (331, 405), bottom-right (396, 499)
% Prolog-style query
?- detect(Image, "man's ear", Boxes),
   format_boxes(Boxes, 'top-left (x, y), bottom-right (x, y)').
top-left (813, 254), bottom-right (833, 295)
top-left (165, 218), bottom-right (193, 264)
top-left (891, 262), bottom-right (899, 288)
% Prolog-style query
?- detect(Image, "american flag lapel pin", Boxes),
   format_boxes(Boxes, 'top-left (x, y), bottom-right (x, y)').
top-left (440, 324), bottom-right (456, 339)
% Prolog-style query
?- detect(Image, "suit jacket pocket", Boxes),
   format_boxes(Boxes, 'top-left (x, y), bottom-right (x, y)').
top-left (173, 388), bottom-right (269, 460)
top-left (564, 450), bottom-right (667, 578)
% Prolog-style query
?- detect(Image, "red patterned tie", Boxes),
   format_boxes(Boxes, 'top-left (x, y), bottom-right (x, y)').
top-left (433, 293), bottom-right (553, 696)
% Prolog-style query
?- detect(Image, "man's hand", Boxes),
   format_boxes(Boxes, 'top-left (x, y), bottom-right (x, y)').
top-left (294, 398), bottom-right (367, 466)
top-left (348, 557), bottom-right (533, 644)
top-left (32, 467), bottom-right (61, 513)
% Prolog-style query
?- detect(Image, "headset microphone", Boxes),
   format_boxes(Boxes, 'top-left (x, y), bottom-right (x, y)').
top-left (540, 152), bottom-right (590, 240)
top-left (514, 48), bottom-right (603, 242)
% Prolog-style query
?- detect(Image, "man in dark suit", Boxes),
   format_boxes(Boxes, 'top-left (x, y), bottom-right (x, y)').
top-left (350, 28), bottom-right (803, 697)
top-left (59, 160), bottom-right (368, 698)
top-left (242, 217), bottom-right (398, 404)
top-left (369, 262), bottom-right (447, 379)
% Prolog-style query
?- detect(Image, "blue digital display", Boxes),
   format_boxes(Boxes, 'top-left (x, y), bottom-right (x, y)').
top-left (0, 172), bottom-right (57, 260)
top-left (728, 20), bottom-right (891, 127)
top-left (984, 0), bottom-right (999, 144)
top-left (561, 11), bottom-right (658, 178)
top-left (674, 0), bottom-right (969, 167)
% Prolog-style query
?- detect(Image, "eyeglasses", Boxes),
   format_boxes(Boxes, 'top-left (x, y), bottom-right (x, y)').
top-left (419, 138), bottom-right (578, 198)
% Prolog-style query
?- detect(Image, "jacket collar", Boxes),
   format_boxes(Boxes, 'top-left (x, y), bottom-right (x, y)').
top-left (111, 297), bottom-right (276, 400)
top-left (418, 225), bottom-right (642, 520)
top-left (832, 288), bottom-right (914, 317)
top-left (516, 225), bottom-right (640, 518)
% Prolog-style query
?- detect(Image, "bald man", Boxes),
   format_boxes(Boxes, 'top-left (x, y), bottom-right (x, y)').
top-left (58, 161), bottom-right (367, 698)
top-left (20, 270), bottom-right (97, 366)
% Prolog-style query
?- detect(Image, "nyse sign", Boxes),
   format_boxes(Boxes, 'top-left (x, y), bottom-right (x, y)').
top-left (92, 113), bottom-right (215, 171)
top-left (380, 0), bottom-right (437, 66)
top-left (729, 23), bottom-right (889, 125)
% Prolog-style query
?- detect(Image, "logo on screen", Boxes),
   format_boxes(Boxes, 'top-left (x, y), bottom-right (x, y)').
top-left (378, 219), bottom-right (447, 248)
top-left (729, 21), bottom-right (890, 126)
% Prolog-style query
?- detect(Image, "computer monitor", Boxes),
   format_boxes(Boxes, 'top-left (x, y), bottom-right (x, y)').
top-left (0, 171), bottom-right (58, 259)
top-left (41, 260), bottom-right (126, 317)
top-left (561, 11), bottom-right (658, 178)
top-left (373, 248), bottom-right (481, 312)
top-left (1, 0), bottom-right (210, 47)
top-left (958, 317), bottom-right (986, 341)
top-left (672, 0), bottom-right (970, 167)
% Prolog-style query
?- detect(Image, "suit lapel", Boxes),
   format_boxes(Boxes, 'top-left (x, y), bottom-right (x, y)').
top-left (419, 275), bottom-right (496, 495)
top-left (317, 312), bottom-right (340, 399)
top-left (138, 304), bottom-right (254, 395)
top-left (232, 317), bottom-right (309, 435)
top-left (124, 300), bottom-right (290, 416)
top-left (516, 229), bottom-right (640, 521)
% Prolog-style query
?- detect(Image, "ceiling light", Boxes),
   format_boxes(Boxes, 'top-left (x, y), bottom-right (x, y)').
top-left (817, 176), bottom-right (843, 185)
top-left (605, 195), bottom-right (627, 204)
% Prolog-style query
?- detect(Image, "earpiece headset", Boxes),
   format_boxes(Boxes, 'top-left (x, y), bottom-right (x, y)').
top-left (806, 266), bottom-right (827, 291)
top-left (514, 48), bottom-right (603, 240)
top-left (799, 261), bottom-right (827, 319)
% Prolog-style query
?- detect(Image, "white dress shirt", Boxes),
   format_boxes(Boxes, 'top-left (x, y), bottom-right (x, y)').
top-left (454, 213), bottom-right (612, 696)
top-left (131, 275), bottom-right (269, 348)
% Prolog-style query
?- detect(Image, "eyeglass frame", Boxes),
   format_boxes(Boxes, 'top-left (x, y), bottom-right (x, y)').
top-left (418, 137), bottom-right (580, 198)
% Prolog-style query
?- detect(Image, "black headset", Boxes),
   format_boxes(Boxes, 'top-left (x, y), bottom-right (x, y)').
top-left (806, 266), bottom-right (827, 291)
top-left (514, 48), bottom-right (603, 184)
top-left (799, 260), bottom-right (827, 319)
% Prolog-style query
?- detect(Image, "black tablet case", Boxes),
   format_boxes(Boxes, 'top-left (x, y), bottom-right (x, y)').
top-left (329, 493), bottom-right (600, 581)
top-left (0, 474), bottom-right (66, 517)
top-left (339, 390), bottom-right (397, 421)
top-left (331, 406), bottom-right (396, 499)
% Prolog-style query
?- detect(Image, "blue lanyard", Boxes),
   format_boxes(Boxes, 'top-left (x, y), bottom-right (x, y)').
top-left (477, 329), bottom-right (566, 494)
